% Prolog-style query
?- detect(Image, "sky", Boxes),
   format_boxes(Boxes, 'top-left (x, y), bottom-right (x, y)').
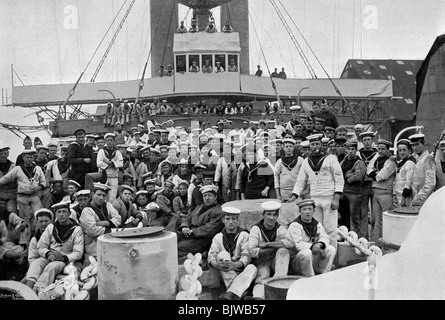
top-left (1, 0), bottom-right (445, 159)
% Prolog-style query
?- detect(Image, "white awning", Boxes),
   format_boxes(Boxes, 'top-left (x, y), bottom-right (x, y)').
top-left (173, 32), bottom-right (241, 53)
top-left (12, 75), bottom-right (392, 107)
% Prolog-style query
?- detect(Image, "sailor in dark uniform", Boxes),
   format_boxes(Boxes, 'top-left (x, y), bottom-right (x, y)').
top-left (67, 129), bottom-right (91, 189)
top-left (189, 18), bottom-right (198, 33)
top-left (177, 21), bottom-right (187, 33)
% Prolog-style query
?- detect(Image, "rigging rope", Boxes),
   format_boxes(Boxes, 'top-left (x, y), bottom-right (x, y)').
top-left (52, 0), bottom-right (63, 84)
top-left (250, 6), bottom-right (293, 77)
top-left (181, 8), bottom-right (191, 24)
top-left (161, 1), bottom-right (176, 68)
top-left (225, 2), bottom-right (232, 26)
top-left (135, 0), bottom-right (169, 106)
top-left (75, 0), bottom-right (86, 81)
top-left (277, 0), bottom-right (350, 110)
top-left (269, 0), bottom-right (317, 79)
top-left (62, 0), bottom-right (129, 115)
top-left (91, 0), bottom-right (136, 82)
top-left (248, 9), bottom-right (281, 107)
top-left (12, 67), bottom-right (25, 86)
top-left (105, 3), bottom-right (150, 82)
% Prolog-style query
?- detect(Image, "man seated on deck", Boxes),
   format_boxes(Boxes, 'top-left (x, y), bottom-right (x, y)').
top-left (167, 184), bottom-right (224, 258)
top-left (283, 199), bottom-right (336, 277)
top-left (208, 206), bottom-right (257, 301)
top-left (79, 183), bottom-right (121, 259)
top-left (24, 201), bottom-right (84, 294)
top-left (248, 201), bottom-right (290, 299)
top-left (112, 185), bottom-right (144, 228)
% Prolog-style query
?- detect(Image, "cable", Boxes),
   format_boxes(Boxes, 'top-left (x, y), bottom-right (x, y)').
top-left (105, 3), bottom-right (150, 82)
top-left (269, 0), bottom-right (317, 78)
top-left (62, 0), bottom-right (129, 115)
top-left (91, 0), bottom-right (136, 82)
top-left (161, 1), bottom-right (176, 67)
top-left (12, 67), bottom-right (25, 86)
top-left (181, 7), bottom-right (191, 24)
top-left (248, 8), bottom-right (281, 104)
top-left (250, 5), bottom-right (294, 76)
top-left (277, 0), bottom-right (350, 108)
top-left (75, 0), bottom-right (86, 81)
top-left (135, 0), bottom-right (170, 105)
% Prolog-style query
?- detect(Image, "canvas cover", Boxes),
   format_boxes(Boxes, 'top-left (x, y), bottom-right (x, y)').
top-left (12, 76), bottom-right (392, 107)
top-left (173, 32), bottom-right (241, 53)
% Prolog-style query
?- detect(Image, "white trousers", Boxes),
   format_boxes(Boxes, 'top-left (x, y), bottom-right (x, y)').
top-left (220, 264), bottom-right (258, 298)
top-left (290, 246), bottom-right (336, 277)
top-left (252, 248), bottom-right (290, 299)
top-left (26, 257), bottom-right (66, 289)
top-left (313, 197), bottom-right (338, 247)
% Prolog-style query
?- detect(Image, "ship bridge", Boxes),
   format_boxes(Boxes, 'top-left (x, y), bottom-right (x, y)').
top-left (172, 32), bottom-right (242, 93)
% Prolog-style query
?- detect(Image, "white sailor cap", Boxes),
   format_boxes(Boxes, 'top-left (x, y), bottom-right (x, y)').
top-left (300, 140), bottom-right (310, 148)
top-left (282, 138), bottom-right (296, 145)
top-left (68, 180), bottom-right (81, 189)
top-left (297, 199), bottom-right (316, 209)
top-left (144, 178), bottom-right (157, 185)
top-left (261, 201), bottom-right (281, 212)
top-left (354, 124), bottom-right (365, 130)
top-left (359, 131), bottom-right (375, 139)
top-left (121, 185), bottom-right (135, 193)
top-left (135, 190), bottom-right (149, 197)
top-left (137, 124), bottom-right (145, 129)
top-left (51, 201), bottom-right (71, 212)
top-left (377, 138), bottom-right (392, 147)
top-left (200, 185), bottom-right (218, 195)
top-left (306, 134), bottom-right (323, 142)
top-left (35, 208), bottom-right (53, 217)
top-left (222, 206), bottom-right (241, 216)
top-left (93, 183), bottom-right (111, 192)
top-left (74, 190), bottom-right (90, 197)
top-left (321, 137), bottom-right (330, 143)
top-left (290, 105), bottom-right (301, 111)
top-left (21, 148), bottom-right (37, 155)
top-left (409, 133), bottom-right (425, 143)
top-left (104, 133), bottom-right (115, 140)
top-left (140, 145), bottom-right (151, 152)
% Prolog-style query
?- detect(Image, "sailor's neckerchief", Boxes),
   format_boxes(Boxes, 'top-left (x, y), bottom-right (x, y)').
top-left (86, 201), bottom-right (109, 223)
top-left (254, 219), bottom-right (280, 242)
top-left (281, 154), bottom-right (299, 171)
top-left (359, 148), bottom-right (377, 166)
top-left (396, 155), bottom-right (416, 173)
top-left (307, 152), bottom-right (327, 174)
top-left (20, 163), bottom-right (37, 180)
top-left (374, 154), bottom-right (390, 171)
top-left (57, 157), bottom-right (70, 174)
top-left (103, 148), bottom-right (117, 162)
top-left (222, 227), bottom-right (246, 256)
top-left (52, 218), bottom-right (79, 244)
top-left (341, 155), bottom-right (361, 177)
top-left (293, 216), bottom-right (320, 246)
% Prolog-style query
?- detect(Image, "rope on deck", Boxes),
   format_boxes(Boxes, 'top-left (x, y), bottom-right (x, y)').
top-left (377, 238), bottom-right (401, 252)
